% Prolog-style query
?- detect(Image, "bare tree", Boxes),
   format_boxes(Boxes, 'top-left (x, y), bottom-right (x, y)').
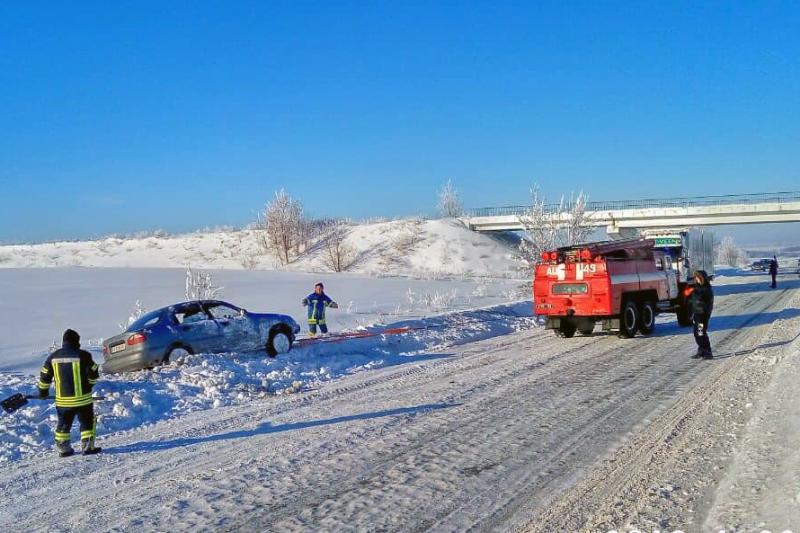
top-left (185, 267), bottom-right (223, 300)
top-left (321, 220), bottom-right (357, 272)
top-left (517, 186), bottom-right (594, 272)
top-left (716, 235), bottom-right (744, 267)
top-left (257, 189), bottom-right (305, 265)
top-left (438, 179), bottom-right (464, 218)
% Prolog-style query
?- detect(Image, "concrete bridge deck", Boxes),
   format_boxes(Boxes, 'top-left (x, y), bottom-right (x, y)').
top-left (464, 191), bottom-right (800, 234)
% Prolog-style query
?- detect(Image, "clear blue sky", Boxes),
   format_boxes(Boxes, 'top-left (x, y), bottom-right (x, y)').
top-left (1, 1), bottom-right (798, 243)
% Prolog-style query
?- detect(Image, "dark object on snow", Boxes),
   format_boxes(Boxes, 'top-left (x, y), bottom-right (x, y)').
top-left (1, 393), bottom-right (54, 414)
top-left (102, 299), bottom-right (301, 372)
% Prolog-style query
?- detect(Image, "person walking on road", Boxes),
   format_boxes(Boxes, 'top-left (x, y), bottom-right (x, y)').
top-left (302, 282), bottom-right (338, 336)
top-left (37, 329), bottom-right (102, 456)
top-left (685, 270), bottom-right (715, 359)
top-left (769, 256), bottom-right (778, 288)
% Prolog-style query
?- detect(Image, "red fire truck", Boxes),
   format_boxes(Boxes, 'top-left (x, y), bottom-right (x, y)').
top-left (533, 239), bottom-right (686, 338)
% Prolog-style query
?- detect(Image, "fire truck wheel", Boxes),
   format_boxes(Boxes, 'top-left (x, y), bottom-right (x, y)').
top-left (638, 301), bottom-right (656, 335)
top-left (556, 323), bottom-right (576, 338)
top-left (619, 300), bottom-right (639, 338)
top-left (676, 304), bottom-right (693, 327)
top-left (577, 319), bottom-right (595, 336)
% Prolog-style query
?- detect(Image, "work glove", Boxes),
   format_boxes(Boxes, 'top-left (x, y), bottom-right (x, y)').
top-left (329, 302), bottom-right (338, 309)
top-left (38, 388), bottom-right (49, 399)
top-left (301, 298), bottom-right (308, 306)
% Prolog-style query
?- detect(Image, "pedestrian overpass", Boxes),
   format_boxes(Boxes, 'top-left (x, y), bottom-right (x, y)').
top-left (464, 191), bottom-right (800, 238)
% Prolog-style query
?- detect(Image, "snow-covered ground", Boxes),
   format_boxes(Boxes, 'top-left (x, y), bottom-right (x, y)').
top-left (0, 267), bottom-right (525, 375)
top-left (2, 218), bottom-right (800, 530)
top-left (0, 299), bottom-right (535, 463)
top-left (0, 218), bottom-right (520, 279)
top-left (0, 219), bottom-right (529, 464)
top-left (0, 271), bottom-right (798, 531)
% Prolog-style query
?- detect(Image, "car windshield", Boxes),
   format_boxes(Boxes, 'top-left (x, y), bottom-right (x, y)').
top-left (127, 310), bottom-right (162, 331)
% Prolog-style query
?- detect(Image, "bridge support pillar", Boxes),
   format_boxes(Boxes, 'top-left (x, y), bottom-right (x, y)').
top-left (606, 225), bottom-right (639, 240)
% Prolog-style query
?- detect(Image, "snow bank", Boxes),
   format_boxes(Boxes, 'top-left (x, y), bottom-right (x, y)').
top-left (0, 219), bottom-right (519, 279)
top-left (0, 301), bottom-right (535, 463)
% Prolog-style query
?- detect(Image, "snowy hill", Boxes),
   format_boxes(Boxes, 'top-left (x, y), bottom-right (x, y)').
top-left (0, 218), bottom-right (520, 279)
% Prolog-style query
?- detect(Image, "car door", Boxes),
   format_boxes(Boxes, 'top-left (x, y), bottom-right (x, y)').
top-left (172, 303), bottom-right (221, 354)
top-left (204, 302), bottom-right (259, 352)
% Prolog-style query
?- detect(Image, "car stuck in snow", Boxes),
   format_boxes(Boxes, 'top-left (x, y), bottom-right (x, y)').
top-left (101, 300), bottom-right (301, 373)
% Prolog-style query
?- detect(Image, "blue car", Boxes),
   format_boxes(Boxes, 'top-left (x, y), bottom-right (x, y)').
top-left (101, 300), bottom-right (300, 373)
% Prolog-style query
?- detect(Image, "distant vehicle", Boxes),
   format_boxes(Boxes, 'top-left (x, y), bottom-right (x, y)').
top-left (750, 259), bottom-right (772, 272)
top-left (101, 300), bottom-right (301, 373)
top-left (640, 228), bottom-right (715, 283)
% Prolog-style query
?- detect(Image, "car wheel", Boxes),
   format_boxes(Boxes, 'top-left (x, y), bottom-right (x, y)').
top-left (619, 300), bottom-right (639, 338)
top-left (267, 326), bottom-right (293, 358)
top-left (638, 301), bottom-right (656, 335)
top-left (164, 345), bottom-right (192, 364)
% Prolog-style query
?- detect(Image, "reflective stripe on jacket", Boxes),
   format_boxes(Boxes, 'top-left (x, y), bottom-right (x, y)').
top-left (304, 292), bottom-right (333, 324)
top-left (39, 344), bottom-right (99, 408)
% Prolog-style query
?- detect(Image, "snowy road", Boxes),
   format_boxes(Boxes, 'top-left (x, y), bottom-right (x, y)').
top-left (2, 276), bottom-right (799, 532)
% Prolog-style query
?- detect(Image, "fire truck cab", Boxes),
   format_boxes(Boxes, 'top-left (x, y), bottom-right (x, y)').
top-left (533, 239), bottom-right (683, 338)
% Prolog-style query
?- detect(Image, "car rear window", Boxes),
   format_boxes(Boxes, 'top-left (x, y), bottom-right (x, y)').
top-left (128, 311), bottom-right (162, 331)
top-left (552, 283), bottom-right (588, 295)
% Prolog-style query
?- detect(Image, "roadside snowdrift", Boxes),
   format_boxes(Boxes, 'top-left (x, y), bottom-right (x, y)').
top-left (0, 302), bottom-right (535, 463)
top-left (0, 219), bottom-right (519, 278)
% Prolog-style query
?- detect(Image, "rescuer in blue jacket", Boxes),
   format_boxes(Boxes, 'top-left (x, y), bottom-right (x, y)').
top-left (302, 282), bottom-right (338, 336)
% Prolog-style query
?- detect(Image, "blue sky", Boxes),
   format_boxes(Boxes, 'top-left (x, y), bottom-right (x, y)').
top-left (1, 1), bottom-right (798, 243)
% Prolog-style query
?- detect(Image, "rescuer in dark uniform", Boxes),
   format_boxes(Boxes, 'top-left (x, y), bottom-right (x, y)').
top-left (38, 329), bottom-right (102, 456)
top-left (769, 256), bottom-right (778, 288)
top-left (685, 270), bottom-right (714, 359)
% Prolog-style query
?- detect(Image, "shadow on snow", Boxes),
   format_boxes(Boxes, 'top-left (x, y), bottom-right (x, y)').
top-left (106, 402), bottom-right (457, 455)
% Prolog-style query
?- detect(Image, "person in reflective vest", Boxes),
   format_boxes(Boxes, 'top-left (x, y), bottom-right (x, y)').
top-left (302, 282), bottom-right (338, 336)
top-left (38, 329), bottom-right (102, 456)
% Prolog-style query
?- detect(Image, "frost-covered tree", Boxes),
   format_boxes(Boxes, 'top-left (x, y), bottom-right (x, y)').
top-left (257, 189), bottom-right (305, 265)
top-left (716, 235), bottom-right (744, 267)
top-left (517, 186), bottom-right (594, 273)
top-left (119, 300), bottom-right (147, 331)
top-left (438, 179), bottom-right (464, 218)
top-left (185, 267), bottom-right (223, 300)
top-left (321, 220), bottom-right (357, 272)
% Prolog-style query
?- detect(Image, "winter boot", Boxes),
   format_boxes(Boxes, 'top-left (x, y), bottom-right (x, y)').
top-left (691, 349), bottom-right (703, 359)
top-left (702, 349), bottom-right (714, 359)
top-left (56, 441), bottom-right (74, 458)
top-left (81, 437), bottom-right (102, 455)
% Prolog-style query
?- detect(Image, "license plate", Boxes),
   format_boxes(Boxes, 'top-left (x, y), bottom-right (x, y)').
top-left (110, 343), bottom-right (126, 354)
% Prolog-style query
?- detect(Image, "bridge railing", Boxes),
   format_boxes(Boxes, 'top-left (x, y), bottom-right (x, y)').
top-left (465, 191), bottom-right (800, 218)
